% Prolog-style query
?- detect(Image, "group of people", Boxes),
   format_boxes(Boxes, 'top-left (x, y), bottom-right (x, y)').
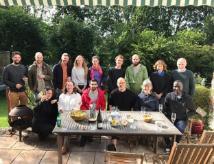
top-left (3, 51), bottom-right (196, 154)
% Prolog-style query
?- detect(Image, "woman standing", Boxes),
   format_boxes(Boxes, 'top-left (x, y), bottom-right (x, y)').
top-left (58, 81), bottom-right (82, 154)
top-left (32, 88), bottom-right (58, 140)
top-left (150, 60), bottom-right (172, 104)
top-left (88, 55), bottom-right (104, 88)
top-left (72, 55), bottom-right (88, 94)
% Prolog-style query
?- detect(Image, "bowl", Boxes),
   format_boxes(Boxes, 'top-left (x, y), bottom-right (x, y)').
top-left (143, 114), bottom-right (152, 123)
top-left (70, 110), bottom-right (87, 121)
top-left (111, 119), bottom-right (120, 127)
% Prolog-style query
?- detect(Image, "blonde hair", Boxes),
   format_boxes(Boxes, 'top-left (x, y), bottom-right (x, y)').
top-left (115, 54), bottom-right (124, 61)
top-left (74, 55), bottom-right (88, 78)
top-left (153, 59), bottom-right (167, 71)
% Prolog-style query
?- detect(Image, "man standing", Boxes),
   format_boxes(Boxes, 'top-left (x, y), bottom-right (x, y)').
top-left (107, 55), bottom-right (125, 94)
top-left (109, 77), bottom-right (137, 111)
top-left (172, 58), bottom-right (195, 96)
top-left (28, 52), bottom-right (53, 96)
top-left (125, 54), bottom-right (148, 94)
top-left (81, 79), bottom-right (106, 111)
top-left (53, 53), bottom-right (71, 98)
top-left (164, 80), bottom-right (195, 152)
top-left (3, 51), bottom-right (28, 110)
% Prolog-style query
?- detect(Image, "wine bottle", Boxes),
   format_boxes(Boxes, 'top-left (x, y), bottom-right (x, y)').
top-left (56, 113), bottom-right (61, 127)
top-left (97, 108), bottom-right (103, 129)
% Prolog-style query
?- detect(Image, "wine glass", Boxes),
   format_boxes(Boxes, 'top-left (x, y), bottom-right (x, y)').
top-left (141, 106), bottom-right (146, 116)
top-left (159, 104), bottom-right (163, 113)
top-left (171, 113), bottom-right (176, 124)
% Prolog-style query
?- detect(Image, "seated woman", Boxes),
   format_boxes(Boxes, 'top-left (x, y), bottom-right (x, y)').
top-left (138, 79), bottom-right (159, 111)
top-left (32, 87), bottom-right (58, 140)
top-left (58, 81), bottom-right (82, 154)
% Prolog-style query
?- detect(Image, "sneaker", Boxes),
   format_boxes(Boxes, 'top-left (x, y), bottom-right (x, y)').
top-left (107, 144), bottom-right (116, 151)
top-left (164, 148), bottom-right (170, 154)
top-left (8, 127), bottom-right (16, 135)
top-left (62, 146), bottom-right (68, 155)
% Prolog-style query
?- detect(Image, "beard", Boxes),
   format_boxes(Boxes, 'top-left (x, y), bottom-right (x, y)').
top-left (14, 61), bottom-right (21, 64)
top-left (133, 62), bottom-right (140, 66)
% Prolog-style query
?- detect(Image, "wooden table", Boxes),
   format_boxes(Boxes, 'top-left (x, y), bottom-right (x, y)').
top-left (53, 111), bottom-right (182, 164)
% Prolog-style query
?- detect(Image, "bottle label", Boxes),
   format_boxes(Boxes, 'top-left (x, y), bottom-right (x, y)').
top-left (97, 123), bottom-right (103, 129)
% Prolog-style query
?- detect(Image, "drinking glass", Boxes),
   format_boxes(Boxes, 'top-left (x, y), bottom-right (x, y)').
top-left (171, 113), bottom-right (176, 124)
top-left (159, 104), bottom-right (163, 113)
top-left (111, 106), bottom-right (116, 112)
top-left (141, 106), bottom-right (146, 115)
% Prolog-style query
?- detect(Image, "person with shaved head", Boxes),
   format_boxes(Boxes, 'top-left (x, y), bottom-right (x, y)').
top-left (125, 54), bottom-right (148, 94)
top-left (164, 80), bottom-right (195, 152)
top-left (109, 77), bottom-right (138, 111)
top-left (28, 52), bottom-right (53, 98)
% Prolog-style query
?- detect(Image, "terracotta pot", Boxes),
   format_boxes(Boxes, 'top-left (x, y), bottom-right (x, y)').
top-left (191, 119), bottom-right (204, 134)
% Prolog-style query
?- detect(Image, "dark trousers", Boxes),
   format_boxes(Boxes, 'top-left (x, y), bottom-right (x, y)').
top-left (165, 119), bottom-right (187, 148)
top-left (32, 122), bottom-right (54, 139)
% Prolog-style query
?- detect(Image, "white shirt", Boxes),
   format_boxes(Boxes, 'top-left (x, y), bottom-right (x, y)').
top-left (58, 92), bottom-right (82, 111)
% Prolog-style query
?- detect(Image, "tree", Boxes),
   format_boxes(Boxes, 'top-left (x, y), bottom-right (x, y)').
top-left (0, 7), bottom-right (46, 64)
top-left (204, 16), bottom-right (214, 45)
top-left (49, 16), bottom-right (95, 62)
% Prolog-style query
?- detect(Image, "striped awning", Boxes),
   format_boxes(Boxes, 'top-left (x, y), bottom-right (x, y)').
top-left (0, 0), bottom-right (214, 6)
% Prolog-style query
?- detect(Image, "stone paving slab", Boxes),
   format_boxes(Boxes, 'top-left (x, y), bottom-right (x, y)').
top-left (69, 137), bottom-right (108, 152)
top-left (0, 129), bottom-right (213, 164)
top-left (12, 140), bottom-right (36, 150)
top-left (12, 150), bottom-right (45, 164)
top-left (68, 152), bottom-right (95, 164)
top-left (94, 152), bottom-right (105, 164)
top-left (0, 136), bottom-right (17, 149)
top-left (0, 149), bottom-right (21, 164)
top-left (40, 151), bottom-right (69, 164)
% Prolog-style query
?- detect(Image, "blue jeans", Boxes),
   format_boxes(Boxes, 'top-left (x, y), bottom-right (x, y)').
top-left (175, 120), bottom-right (187, 142)
top-left (165, 119), bottom-right (187, 148)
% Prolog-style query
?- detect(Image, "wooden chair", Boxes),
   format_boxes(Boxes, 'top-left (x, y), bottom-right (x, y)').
top-left (199, 130), bottom-right (214, 144)
top-left (105, 151), bottom-right (144, 164)
top-left (153, 142), bottom-right (214, 164)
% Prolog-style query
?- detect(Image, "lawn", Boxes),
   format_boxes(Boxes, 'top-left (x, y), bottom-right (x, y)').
top-left (0, 91), bottom-right (9, 127)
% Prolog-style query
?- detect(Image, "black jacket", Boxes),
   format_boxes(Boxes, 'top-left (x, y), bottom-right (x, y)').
top-left (164, 92), bottom-right (195, 120)
top-left (150, 71), bottom-right (172, 96)
top-left (53, 62), bottom-right (71, 89)
top-left (33, 99), bottom-right (58, 126)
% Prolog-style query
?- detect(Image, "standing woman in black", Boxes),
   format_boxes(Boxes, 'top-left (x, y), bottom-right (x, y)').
top-left (150, 60), bottom-right (172, 104)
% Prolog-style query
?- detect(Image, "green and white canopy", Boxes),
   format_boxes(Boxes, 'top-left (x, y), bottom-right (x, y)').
top-left (0, 0), bottom-right (213, 7)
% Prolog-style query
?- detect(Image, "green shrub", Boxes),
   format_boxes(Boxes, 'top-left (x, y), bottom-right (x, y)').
top-left (193, 84), bottom-right (211, 129)
top-left (193, 84), bottom-right (210, 109)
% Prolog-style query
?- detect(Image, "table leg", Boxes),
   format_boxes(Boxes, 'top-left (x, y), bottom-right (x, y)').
top-left (173, 135), bottom-right (176, 142)
top-left (57, 134), bottom-right (63, 164)
top-left (153, 136), bottom-right (158, 153)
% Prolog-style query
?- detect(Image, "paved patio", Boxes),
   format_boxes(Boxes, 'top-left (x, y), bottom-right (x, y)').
top-left (0, 128), bottom-right (213, 164)
top-left (0, 128), bottom-right (166, 164)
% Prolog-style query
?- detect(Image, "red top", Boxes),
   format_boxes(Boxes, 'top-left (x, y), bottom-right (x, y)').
top-left (80, 88), bottom-right (106, 111)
